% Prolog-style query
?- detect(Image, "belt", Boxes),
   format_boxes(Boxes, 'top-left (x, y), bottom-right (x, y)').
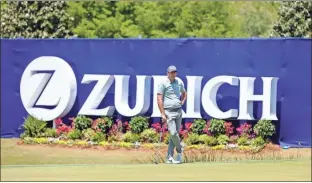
top-left (164, 108), bottom-right (182, 112)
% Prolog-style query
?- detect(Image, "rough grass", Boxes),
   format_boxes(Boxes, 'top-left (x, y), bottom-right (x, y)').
top-left (1, 138), bottom-right (311, 181)
top-left (1, 138), bottom-right (151, 165)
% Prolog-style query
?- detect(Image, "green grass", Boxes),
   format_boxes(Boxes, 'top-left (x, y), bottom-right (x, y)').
top-left (1, 138), bottom-right (311, 181)
top-left (2, 160), bottom-right (311, 181)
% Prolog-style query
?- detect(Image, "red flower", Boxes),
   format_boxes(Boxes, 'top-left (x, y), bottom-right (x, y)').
top-left (55, 118), bottom-right (63, 127)
top-left (109, 124), bottom-right (118, 136)
top-left (236, 122), bottom-right (252, 137)
top-left (123, 121), bottom-right (130, 133)
top-left (224, 122), bottom-right (234, 136)
top-left (203, 120), bottom-right (211, 135)
top-left (152, 122), bottom-right (168, 134)
top-left (179, 126), bottom-right (183, 133)
top-left (185, 122), bottom-right (192, 132)
top-left (179, 129), bottom-right (188, 139)
top-left (163, 123), bottom-right (168, 132)
top-left (152, 122), bottom-right (161, 133)
top-left (55, 118), bottom-right (72, 136)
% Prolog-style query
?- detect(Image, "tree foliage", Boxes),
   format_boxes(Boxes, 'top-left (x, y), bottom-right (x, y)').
top-left (1, 1), bottom-right (74, 38)
top-left (1, 1), bottom-right (283, 38)
top-left (228, 2), bottom-right (280, 37)
top-left (272, 1), bottom-right (312, 37)
top-left (67, 1), bottom-right (280, 38)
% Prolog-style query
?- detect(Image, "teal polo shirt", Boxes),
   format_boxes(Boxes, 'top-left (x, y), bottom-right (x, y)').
top-left (157, 77), bottom-right (186, 109)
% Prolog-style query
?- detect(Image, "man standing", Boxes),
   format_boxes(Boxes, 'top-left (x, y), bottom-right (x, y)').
top-left (157, 65), bottom-right (187, 164)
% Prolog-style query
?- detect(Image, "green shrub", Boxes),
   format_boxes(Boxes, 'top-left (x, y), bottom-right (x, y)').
top-left (43, 128), bottom-right (57, 138)
top-left (237, 135), bottom-right (249, 146)
top-left (253, 120), bottom-right (275, 139)
top-left (191, 119), bottom-right (206, 135)
top-left (229, 135), bottom-right (239, 144)
top-left (108, 135), bottom-right (120, 143)
top-left (82, 128), bottom-right (95, 141)
top-left (217, 134), bottom-right (229, 145)
top-left (129, 116), bottom-right (149, 134)
top-left (20, 115), bottom-right (47, 138)
top-left (122, 132), bottom-right (140, 143)
top-left (251, 136), bottom-right (266, 147)
top-left (94, 117), bottom-right (113, 133)
top-left (91, 131), bottom-right (105, 143)
top-left (185, 133), bottom-right (200, 145)
top-left (198, 135), bottom-right (217, 146)
top-left (68, 129), bottom-right (82, 140)
top-left (208, 119), bottom-right (225, 136)
top-left (140, 129), bottom-right (159, 143)
top-left (23, 137), bottom-right (35, 144)
top-left (20, 133), bottom-right (28, 139)
top-left (74, 115), bottom-right (93, 131)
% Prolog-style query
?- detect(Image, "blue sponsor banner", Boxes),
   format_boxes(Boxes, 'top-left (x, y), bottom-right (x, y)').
top-left (1, 38), bottom-right (311, 147)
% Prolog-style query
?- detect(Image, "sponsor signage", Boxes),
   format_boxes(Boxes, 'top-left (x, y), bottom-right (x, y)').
top-left (20, 56), bottom-right (279, 121)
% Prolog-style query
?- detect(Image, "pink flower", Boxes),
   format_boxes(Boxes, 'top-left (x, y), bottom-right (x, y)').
top-left (152, 122), bottom-right (161, 133)
top-left (185, 122), bottom-right (192, 132)
top-left (123, 121), bottom-right (130, 132)
top-left (236, 122), bottom-right (252, 137)
top-left (203, 120), bottom-right (211, 135)
top-left (109, 124), bottom-right (118, 136)
top-left (224, 122), bottom-right (234, 136)
top-left (179, 129), bottom-right (188, 139)
top-left (54, 118), bottom-right (63, 127)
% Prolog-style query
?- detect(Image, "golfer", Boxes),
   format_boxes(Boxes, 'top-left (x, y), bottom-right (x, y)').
top-left (157, 65), bottom-right (187, 164)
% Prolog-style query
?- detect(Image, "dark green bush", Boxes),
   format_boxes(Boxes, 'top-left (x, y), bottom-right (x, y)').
top-left (68, 129), bottom-right (82, 140)
top-left (129, 116), bottom-right (149, 134)
top-left (208, 119), bottom-right (225, 136)
top-left (198, 135), bottom-right (217, 146)
top-left (217, 134), bottom-right (229, 145)
top-left (140, 129), bottom-right (159, 143)
top-left (191, 119), bottom-right (206, 135)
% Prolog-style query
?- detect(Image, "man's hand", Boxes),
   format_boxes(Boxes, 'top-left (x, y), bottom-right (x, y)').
top-left (180, 91), bottom-right (187, 106)
top-left (157, 93), bottom-right (167, 123)
top-left (181, 100), bottom-right (185, 106)
top-left (161, 113), bottom-right (167, 123)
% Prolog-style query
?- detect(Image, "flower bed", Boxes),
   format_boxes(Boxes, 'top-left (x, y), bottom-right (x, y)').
top-left (19, 115), bottom-right (278, 153)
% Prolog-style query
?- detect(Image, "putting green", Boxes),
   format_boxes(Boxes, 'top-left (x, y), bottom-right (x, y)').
top-left (2, 160), bottom-right (311, 181)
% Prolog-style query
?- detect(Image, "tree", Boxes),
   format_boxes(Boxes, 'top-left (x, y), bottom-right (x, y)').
top-left (272, 1), bottom-right (312, 37)
top-left (67, 1), bottom-right (280, 39)
top-left (67, 1), bottom-right (142, 38)
top-left (226, 2), bottom-right (280, 37)
top-left (1, 1), bottom-right (74, 38)
top-left (67, 1), bottom-right (237, 38)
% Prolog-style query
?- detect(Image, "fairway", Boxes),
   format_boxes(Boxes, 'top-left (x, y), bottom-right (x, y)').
top-left (1, 139), bottom-right (311, 181)
top-left (2, 160), bottom-right (311, 181)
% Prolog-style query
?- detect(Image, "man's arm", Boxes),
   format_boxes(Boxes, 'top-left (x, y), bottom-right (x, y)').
top-left (157, 94), bottom-right (165, 116)
top-left (180, 83), bottom-right (187, 105)
top-left (181, 90), bottom-right (187, 105)
top-left (156, 83), bottom-right (166, 121)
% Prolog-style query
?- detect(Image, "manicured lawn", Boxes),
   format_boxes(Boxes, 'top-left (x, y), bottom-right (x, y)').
top-left (1, 138), bottom-right (311, 181)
